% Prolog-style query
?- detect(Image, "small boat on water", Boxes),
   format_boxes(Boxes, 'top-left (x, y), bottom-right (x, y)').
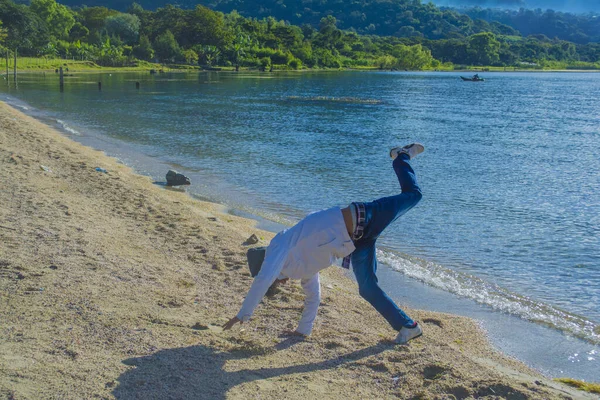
top-left (461, 76), bottom-right (485, 82)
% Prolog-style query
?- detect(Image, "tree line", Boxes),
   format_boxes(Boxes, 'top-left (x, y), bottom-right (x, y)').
top-left (0, 0), bottom-right (599, 71)
top-left (462, 7), bottom-right (600, 44)
top-left (48, 0), bottom-right (600, 44)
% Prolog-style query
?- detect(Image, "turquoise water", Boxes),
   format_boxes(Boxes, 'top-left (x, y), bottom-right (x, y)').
top-left (2, 70), bottom-right (599, 379)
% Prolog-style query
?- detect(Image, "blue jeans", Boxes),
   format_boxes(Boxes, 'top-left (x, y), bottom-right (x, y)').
top-left (351, 154), bottom-right (422, 330)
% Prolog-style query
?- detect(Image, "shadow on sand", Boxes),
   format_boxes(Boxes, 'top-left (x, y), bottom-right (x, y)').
top-left (113, 338), bottom-right (390, 399)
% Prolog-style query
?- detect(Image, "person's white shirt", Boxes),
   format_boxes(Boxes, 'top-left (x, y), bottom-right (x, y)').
top-left (237, 206), bottom-right (355, 335)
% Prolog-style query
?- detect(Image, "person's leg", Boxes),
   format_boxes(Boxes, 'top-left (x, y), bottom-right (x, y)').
top-left (362, 153), bottom-right (422, 239)
top-left (392, 152), bottom-right (421, 194)
top-left (351, 240), bottom-right (415, 330)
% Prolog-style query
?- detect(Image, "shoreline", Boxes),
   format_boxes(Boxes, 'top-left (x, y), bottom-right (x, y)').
top-left (3, 66), bottom-right (600, 75)
top-left (0, 101), bottom-right (597, 399)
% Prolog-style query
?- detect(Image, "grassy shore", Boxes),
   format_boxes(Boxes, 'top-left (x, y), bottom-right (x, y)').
top-left (2, 57), bottom-right (599, 75)
top-left (0, 102), bottom-right (598, 399)
top-left (0, 57), bottom-right (166, 72)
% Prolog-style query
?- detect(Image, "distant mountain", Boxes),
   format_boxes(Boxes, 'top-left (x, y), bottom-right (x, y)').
top-left (54, 0), bottom-right (515, 40)
top-left (52, 0), bottom-right (599, 43)
top-left (431, 0), bottom-right (600, 13)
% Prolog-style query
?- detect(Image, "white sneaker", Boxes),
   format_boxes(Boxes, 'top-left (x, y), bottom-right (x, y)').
top-left (390, 143), bottom-right (425, 160)
top-left (395, 323), bottom-right (423, 344)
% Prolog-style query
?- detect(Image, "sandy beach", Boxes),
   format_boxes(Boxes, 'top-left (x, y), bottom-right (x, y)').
top-left (0, 101), bottom-right (596, 399)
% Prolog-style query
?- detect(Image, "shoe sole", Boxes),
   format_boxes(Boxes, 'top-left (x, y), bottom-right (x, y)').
top-left (390, 144), bottom-right (424, 160)
top-left (389, 147), bottom-right (402, 159)
top-left (395, 331), bottom-right (423, 345)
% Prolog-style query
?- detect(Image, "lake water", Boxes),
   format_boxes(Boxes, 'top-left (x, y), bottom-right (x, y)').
top-left (2, 70), bottom-right (599, 381)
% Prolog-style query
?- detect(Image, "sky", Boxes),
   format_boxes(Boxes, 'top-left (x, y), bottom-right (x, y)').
top-left (430, 0), bottom-right (600, 13)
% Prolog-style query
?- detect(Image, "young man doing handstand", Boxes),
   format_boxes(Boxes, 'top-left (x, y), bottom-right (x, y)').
top-left (224, 143), bottom-right (424, 344)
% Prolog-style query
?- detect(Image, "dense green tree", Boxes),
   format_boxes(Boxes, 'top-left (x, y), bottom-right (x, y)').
top-left (185, 5), bottom-right (230, 48)
top-left (314, 15), bottom-right (343, 53)
top-left (29, 0), bottom-right (74, 39)
top-left (0, 20), bottom-right (6, 44)
top-left (0, 0), bottom-right (47, 56)
top-left (70, 40), bottom-right (96, 60)
top-left (291, 41), bottom-right (314, 65)
top-left (183, 48), bottom-right (198, 64)
top-left (376, 54), bottom-right (396, 69)
top-left (259, 56), bottom-right (270, 71)
top-left (301, 24), bottom-right (316, 40)
top-left (490, 21), bottom-right (519, 36)
top-left (288, 57), bottom-right (301, 69)
top-left (255, 47), bottom-right (291, 64)
top-left (97, 37), bottom-right (127, 66)
top-left (127, 2), bottom-right (152, 38)
top-left (153, 29), bottom-right (180, 62)
top-left (78, 7), bottom-right (120, 33)
top-left (427, 38), bottom-right (469, 64)
top-left (133, 34), bottom-right (153, 60)
top-left (576, 43), bottom-right (600, 63)
top-left (319, 15), bottom-right (337, 32)
top-left (105, 13), bottom-right (140, 45)
top-left (498, 45), bottom-right (518, 65)
top-left (228, 33), bottom-right (250, 71)
top-left (147, 4), bottom-right (189, 46)
top-left (271, 25), bottom-right (303, 50)
top-left (468, 31), bottom-right (500, 65)
top-left (69, 22), bottom-right (89, 42)
top-left (313, 48), bottom-right (341, 68)
top-left (472, 19), bottom-right (492, 34)
top-left (392, 44), bottom-right (435, 70)
top-left (197, 44), bottom-right (220, 66)
top-left (86, 30), bottom-right (104, 47)
top-left (127, 2), bottom-right (145, 16)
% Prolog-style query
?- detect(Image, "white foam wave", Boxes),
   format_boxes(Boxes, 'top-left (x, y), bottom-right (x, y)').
top-left (56, 119), bottom-right (81, 136)
top-left (378, 249), bottom-right (600, 345)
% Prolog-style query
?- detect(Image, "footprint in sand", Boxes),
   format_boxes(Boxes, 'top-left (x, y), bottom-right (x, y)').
top-left (423, 364), bottom-right (448, 380)
top-left (422, 318), bottom-right (443, 328)
top-left (190, 323), bottom-right (223, 333)
top-left (208, 324), bottom-right (224, 333)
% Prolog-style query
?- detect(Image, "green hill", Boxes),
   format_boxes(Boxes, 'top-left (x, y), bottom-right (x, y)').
top-left (51, 0), bottom-right (599, 43)
top-left (2, 0), bottom-right (598, 71)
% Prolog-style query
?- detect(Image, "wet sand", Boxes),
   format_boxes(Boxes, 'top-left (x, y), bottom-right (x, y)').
top-left (0, 102), bottom-right (595, 399)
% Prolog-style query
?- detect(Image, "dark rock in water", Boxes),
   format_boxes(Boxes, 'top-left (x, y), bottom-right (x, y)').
top-left (166, 170), bottom-right (191, 186)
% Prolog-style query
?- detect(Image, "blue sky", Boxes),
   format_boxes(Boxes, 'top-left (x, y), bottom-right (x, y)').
top-left (431, 0), bottom-right (600, 13)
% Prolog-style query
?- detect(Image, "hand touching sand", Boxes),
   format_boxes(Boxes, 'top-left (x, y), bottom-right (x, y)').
top-left (222, 316), bottom-right (241, 330)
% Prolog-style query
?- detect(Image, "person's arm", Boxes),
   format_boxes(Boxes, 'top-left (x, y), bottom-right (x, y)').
top-left (295, 273), bottom-right (321, 336)
top-left (236, 268), bottom-right (280, 322)
top-left (228, 242), bottom-right (286, 327)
